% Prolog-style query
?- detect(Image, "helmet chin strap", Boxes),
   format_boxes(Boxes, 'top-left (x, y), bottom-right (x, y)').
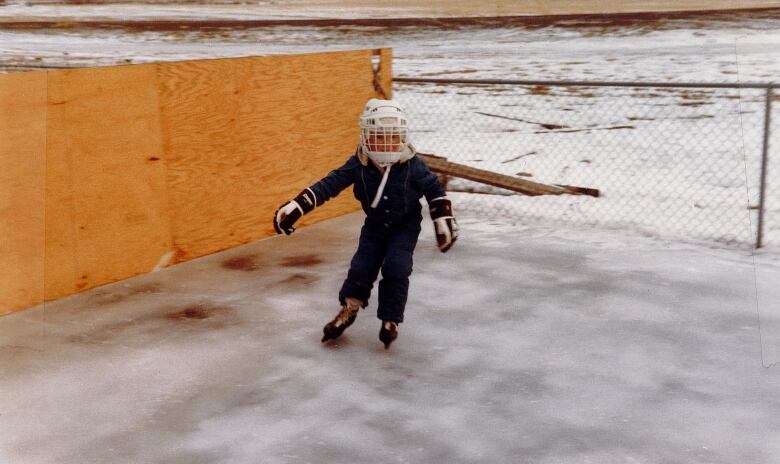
top-left (370, 164), bottom-right (392, 208)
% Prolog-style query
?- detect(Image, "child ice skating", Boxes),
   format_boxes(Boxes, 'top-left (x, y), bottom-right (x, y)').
top-left (273, 99), bottom-right (458, 349)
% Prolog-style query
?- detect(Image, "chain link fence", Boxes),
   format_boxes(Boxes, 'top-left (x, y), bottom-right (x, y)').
top-left (394, 79), bottom-right (778, 249)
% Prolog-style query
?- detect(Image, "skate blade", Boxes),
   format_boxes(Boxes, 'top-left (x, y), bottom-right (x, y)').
top-left (380, 334), bottom-right (397, 349)
top-left (322, 326), bottom-right (345, 343)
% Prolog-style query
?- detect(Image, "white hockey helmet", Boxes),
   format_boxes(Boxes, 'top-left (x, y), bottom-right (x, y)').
top-left (359, 98), bottom-right (409, 168)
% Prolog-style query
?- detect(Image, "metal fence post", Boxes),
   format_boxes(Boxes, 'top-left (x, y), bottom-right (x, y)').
top-left (757, 84), bottom-right (773, 249)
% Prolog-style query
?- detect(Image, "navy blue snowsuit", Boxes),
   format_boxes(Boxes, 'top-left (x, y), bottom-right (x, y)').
top-left (307, 152), bottom-right (446, 323)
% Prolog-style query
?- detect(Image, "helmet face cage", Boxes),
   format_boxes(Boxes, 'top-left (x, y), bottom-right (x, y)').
top-left (359, 103), bottom-right (409, 168)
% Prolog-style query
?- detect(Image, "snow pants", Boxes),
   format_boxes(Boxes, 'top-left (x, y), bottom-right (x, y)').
top-left (339, 217), bottom-right (422, 323)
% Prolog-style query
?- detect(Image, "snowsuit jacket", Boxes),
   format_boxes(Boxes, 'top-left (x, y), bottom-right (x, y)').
top-left (306, 148), bottom-right (447, 322)
top-left (306, 149), bottom-right (446, 227)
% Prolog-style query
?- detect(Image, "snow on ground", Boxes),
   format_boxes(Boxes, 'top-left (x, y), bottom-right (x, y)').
top-left (1, 8), bottom-right (779, 79)
top-left (1, 211), bottom-right (779, 463)
top-left (397, 81), bottom-right (777, 247)
top-left (3, 1), bottom-right (780, 21)
top-left (0, 9), bottom-right (778, 249)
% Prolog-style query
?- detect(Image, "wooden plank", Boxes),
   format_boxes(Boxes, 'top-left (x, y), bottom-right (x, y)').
top-left (158, 50), bottom-right (383, 261)
top-left (417, 152), bottom-right (600, 197)
top-left (373, 48), bottom-right (393, 99)
top-left (553, 183), bottom-right (601, 197)
top-left (47, 64), bottom-right (173, 293)
top-left (0, 71), bottom-right (47, 314)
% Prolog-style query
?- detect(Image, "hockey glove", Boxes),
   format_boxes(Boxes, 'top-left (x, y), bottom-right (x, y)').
top-left (429, 197), bottom-right (459, 253)
top-left (273, 188), bottom-right (318, 235)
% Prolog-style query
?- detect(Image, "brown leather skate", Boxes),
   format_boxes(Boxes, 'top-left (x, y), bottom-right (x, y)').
top-left (321, 298), bottom-right (362, 343)
top-left (379, 321), bottom-right (398, 349)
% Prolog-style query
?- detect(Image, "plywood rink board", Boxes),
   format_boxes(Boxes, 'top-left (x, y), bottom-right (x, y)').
top-left (46, 64), bottom-right (173, 295)
top-left (0, 49), bottom-right (390, 314)
top-left (0, 72), bottom-right (47, 314)
top-left (158, 49), bottom-right (389, 262)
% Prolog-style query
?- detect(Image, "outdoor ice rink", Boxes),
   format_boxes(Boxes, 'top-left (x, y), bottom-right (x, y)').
top-left (2, 209), bottom-right (779, 464)
top-left (3, 2), bottom-right (780, 462)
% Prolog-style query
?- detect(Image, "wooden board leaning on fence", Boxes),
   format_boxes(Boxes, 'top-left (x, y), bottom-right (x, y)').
top-left (416, 152), bottom-right (600, 198)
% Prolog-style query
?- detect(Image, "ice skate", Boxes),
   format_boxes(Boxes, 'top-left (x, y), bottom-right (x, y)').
top-left (321, 298), bottom-right (362, 343)
top-left (379, 321), bottom-right (398, 349)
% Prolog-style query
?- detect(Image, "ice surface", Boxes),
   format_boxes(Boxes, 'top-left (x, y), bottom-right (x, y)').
top-left (1, 211), bottom-right (779, 463)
